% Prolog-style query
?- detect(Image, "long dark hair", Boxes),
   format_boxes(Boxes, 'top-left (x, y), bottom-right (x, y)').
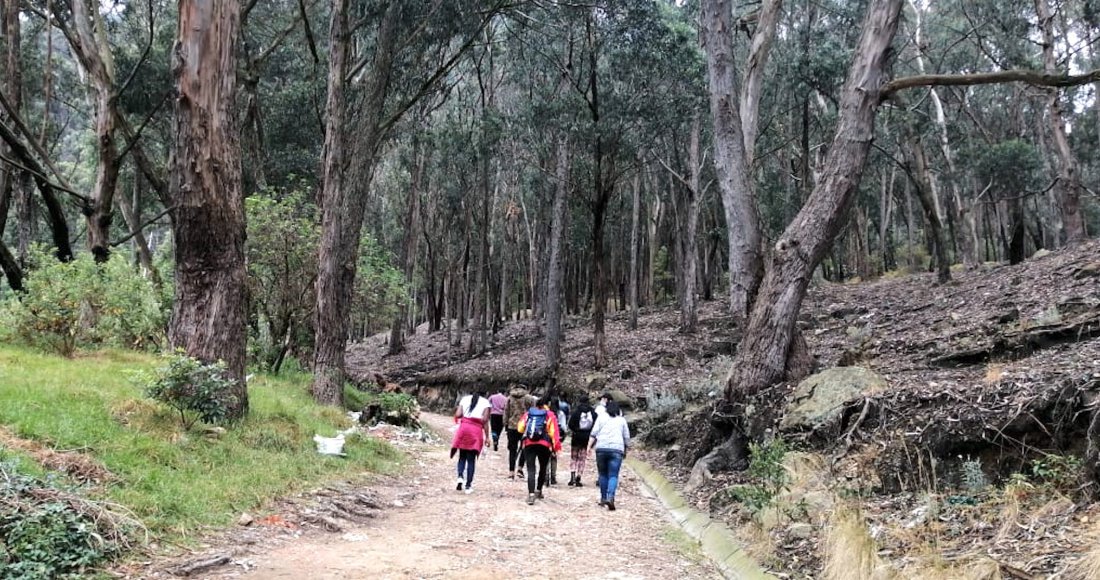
top-left (468, 391), bottom-right (485, 414)
top-left (605, 401), bottom-right (622, 417)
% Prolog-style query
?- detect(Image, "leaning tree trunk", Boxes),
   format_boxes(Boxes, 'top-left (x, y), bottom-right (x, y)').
top-left (544, 136), bottom-right (570, 376)
top-left (168, 0), bottom-right (248, 418)
top-left (688, 0), bottom-right (903, 489)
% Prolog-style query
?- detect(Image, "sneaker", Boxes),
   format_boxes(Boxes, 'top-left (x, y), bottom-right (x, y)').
top-left (464, 485), bottom-right (474, 495)
top-left (455, 477), bottom-right (464, 491)
top-left (535, 489), bottom-right (544, 499)
top-left (517, 470), bottom-right (524, 478)
top-left (607, 500), bottom-right (616, 511)
top-left (598, 500), bottom-right (607, 507)
top-left (526, 493), bottom-right (536, 505)
top-left (575, 480), bottom-right (584, 487)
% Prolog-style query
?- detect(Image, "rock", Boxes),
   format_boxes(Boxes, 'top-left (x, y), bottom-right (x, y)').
top-left (619, 368), bottom-right (635, 380)
top-left (605, 388), bottom-right (634, 410)
top-left (584, 372), bottom-right (609, 391)
top-left (1032, 248), bottom-right (1052, 260)
top-left (237, 513), bottom-right (254, 527)
top-left (787, 522), bottom-right (814, 539)
top-left (779, 367), bottom-right (887, 432)
top-left (1074, 261), bottom-right (1100, 279)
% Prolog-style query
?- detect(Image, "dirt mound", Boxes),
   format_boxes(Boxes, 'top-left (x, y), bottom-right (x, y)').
top-left (0, 426), bottom-right (116, 484)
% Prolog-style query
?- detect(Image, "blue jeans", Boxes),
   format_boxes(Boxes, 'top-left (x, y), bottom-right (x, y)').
top-left (457, 449), bottom-right (477, 487)
top-left (596, 449), bottom-right (624, 502)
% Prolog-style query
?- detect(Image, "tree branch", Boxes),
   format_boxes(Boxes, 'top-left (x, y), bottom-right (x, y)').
top-left (109, 206), bottom-right (174, 247)
top-left (882, 68), bottom-right (1100, 98)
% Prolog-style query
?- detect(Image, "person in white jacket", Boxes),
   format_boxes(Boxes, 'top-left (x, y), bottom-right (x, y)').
top-left (587, 401), bottom-right (630, 511)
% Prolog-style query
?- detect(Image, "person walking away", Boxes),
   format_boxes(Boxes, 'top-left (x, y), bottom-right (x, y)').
top-left (488, 390), bottom-right (508, 452)
top-left (517, 396), bottom-right (562, 505)
top-left (594, 392), bottom-right (609, 417)
top-left (451, 391), bottom-right (491, 494)
top-left (567, 396), bottom-right (596, 487)
top-left (547, 398), bottom-right (565, 485)
top-left (503, 385), bottom-right (533, 479)
top-left (588, 401), bottom-right (630, 510)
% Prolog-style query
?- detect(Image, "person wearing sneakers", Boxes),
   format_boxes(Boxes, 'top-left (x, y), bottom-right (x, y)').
top-left (566, 395), bottom-right (596, 487)
top-left (450, 391), bottom-right (491, 494)
top-left (588, 400), bottom-right (630, 511)
top-left (517, 396), bottom-right (562, 505)
top-left (488, 390), bottom-right (508, 452)
top-left (503, 385), bottom-right (535, 480)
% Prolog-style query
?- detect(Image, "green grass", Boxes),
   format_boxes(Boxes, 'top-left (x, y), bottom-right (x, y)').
top-left (0, 345), bottom-right (402, 539)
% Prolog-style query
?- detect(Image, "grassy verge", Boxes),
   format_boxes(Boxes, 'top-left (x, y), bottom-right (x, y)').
top-left (0, 345), bottom-right (401, 539)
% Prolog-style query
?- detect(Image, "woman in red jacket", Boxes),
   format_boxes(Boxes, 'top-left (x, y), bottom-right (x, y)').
top-left (516, 395), bottom-right (562, 505)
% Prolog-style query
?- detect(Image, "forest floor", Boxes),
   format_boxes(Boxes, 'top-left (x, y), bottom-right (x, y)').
top-left (345, 239), bottom-right (1100, 578)
top-left (133, 413), bottom-right (718, 579)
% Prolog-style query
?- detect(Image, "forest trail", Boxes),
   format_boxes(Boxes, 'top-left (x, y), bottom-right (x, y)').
top-left (211, 413), bottom-right (719, 579)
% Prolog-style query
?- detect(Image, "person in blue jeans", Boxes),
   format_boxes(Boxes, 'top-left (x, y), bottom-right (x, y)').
top-left (587, 401), bottom-right (631, 511)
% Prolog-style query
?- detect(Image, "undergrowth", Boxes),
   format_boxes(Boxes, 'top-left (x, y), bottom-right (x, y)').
top-left (0, 345), bottom-right (402, 545)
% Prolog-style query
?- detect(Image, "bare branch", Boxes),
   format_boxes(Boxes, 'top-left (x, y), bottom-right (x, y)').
top-left (882, 68), bottom-right (1100, 98)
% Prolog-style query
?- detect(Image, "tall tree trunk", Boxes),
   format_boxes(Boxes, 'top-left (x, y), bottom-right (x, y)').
top-left (544, 136), bottom-right (570, 375)
top-left (311, 0), bottom-right (400, 405)
top-left (168, 0), bottom-right (248, 418)
top-left (680, 115), bottom-right (703, 333)
top-left (903, 130), bottom-right (951, 283)
top-left (116, 171), bottom-right (162, 287)
top-left (701, 0), bottom-right (762, 322)
top-left (389, 145), bottom-right (424, 355)
top-left (646, 188), bottom-right (661, 306)
top-left (628, 170), bottom-right (640, 330)
top-left (1035, 0), bottom-right (1087, 244)
top-left (65, 0), bottom-right (122, 262)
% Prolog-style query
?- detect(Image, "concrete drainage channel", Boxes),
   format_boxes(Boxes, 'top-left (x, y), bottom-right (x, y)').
top-left (628, 458), bottom-right (776, 580)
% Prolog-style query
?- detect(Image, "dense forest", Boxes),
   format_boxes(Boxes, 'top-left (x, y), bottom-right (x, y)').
top-left (0, 0), bottom-right (1098, 451)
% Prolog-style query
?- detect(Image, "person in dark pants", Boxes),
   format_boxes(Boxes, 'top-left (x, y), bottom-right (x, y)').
top-left (503, 385), bottom-right (534, 479)
top-left (517, 396), bottom-right (562, 505)
top-left (488, 390), bottom-right (508, 451)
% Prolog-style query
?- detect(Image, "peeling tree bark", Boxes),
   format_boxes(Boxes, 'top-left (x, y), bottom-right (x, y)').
top-left (544, 134), bottom-right (570, 377)
top-left (168, 0), bottom-right (249, 418)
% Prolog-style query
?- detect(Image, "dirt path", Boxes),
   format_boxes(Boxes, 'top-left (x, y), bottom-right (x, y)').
top-left (204, 413), bottom-right (719, 579)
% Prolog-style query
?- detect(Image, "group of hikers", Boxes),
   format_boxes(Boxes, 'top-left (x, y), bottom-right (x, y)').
top-left (450, 385), bottom-right (631, 510)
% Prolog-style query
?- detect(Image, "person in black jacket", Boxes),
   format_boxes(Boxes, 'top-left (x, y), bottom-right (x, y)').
top-left (566, 396), bottom-right (597, 486)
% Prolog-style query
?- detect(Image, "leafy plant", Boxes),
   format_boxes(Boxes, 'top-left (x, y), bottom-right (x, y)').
top-left (0, 461), bottom-right (133, 579)
top-left (731, 438), bottom-right (790, 515)
top-left (140, 353), bottom-right (238, 428)
top-left (961, 457), bottom-right (988, 492)
top-left (1030, 453), bottom-right (1083, 492)
top-left (0, 248), bottom-right (164, 356)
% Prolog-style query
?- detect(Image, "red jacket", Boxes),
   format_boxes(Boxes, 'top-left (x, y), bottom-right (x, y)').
top-left (517, 407), bottom-right (562, 452)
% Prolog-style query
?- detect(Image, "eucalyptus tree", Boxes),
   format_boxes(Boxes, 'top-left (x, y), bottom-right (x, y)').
top-left (311, 0), bottom-right (505, 405)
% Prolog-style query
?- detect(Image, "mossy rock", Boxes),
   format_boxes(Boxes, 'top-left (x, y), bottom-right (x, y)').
top-left (779, 366), bottom-right (886, 432)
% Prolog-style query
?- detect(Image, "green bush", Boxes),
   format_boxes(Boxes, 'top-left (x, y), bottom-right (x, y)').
top-left (140, 353), bottom-right (238, 428)
top-left (0, 461), bottom-right (131, 579)
top-left (0, 248), bottom-right (163, 356)
top-left (730, 438), bottom-right (789, 515)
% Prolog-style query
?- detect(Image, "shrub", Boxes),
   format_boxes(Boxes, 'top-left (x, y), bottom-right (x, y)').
top-left (0, 461), bottom-right (135, 579)
top-left (731, 438), bottom-right (789, 515)
top-left (1030, 453), bottom-right (1083, 492)
top-left (359, 392), bottom-right (420, 427)
top-left (1, 248), bottom-right (163, 356)
top-left (140, 353), bottom-right (238, 428)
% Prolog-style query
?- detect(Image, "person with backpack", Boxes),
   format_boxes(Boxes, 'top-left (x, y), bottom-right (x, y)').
top-left (451, 391), bottom-right (492, 494)
top-left (588, 400), bottom-right (630, 511)
top-left (516, 396), bottom-right (562, 505)
top-left (503, 385), bottom-right (535, 480)
top-left (566, 395), bottom-right (596, 487)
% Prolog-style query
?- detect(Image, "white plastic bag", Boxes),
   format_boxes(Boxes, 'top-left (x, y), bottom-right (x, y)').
top-left (313, 433), bottom-right (346, 456)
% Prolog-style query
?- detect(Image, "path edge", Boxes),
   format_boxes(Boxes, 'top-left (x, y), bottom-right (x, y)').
top-left (627, 458), bottom-right (776, 580)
